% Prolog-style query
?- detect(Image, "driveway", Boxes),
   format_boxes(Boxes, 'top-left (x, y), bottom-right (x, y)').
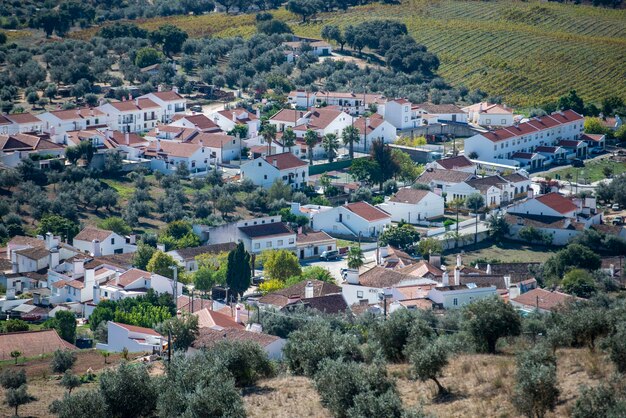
top-left (302, 247), bottom-right (378, 284)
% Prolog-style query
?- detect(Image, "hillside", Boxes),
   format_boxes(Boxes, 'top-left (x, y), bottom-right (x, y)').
top-left (1, 348), bottom-right (614, 417)
top-left (74, 0), bottom-right (626, 107)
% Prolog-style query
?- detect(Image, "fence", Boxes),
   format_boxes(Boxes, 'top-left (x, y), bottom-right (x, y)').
top-left (309, 158), bottom-right (362, 176)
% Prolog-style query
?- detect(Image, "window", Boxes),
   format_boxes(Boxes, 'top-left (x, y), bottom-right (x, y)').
top-left (357, 291), bottom-right (364, 298)
top-left (486, 119), bottom-right (491, 124)
top-left (266, 241), bottom-right (272, 248)
top-left (258, 162), bottom-right (262, 167)
top-left (288, 238), bottom-right (294, 244)
top-left (453, 298), bottom-right (458, 306)
top-left (264, 175), bottom-right (267, 179)
top-left (254, 243), bottom-right (260, 249)
top-left (111, 238), bottom-right (115, 245)
top-left (278, 240), bottom-right (283, 246)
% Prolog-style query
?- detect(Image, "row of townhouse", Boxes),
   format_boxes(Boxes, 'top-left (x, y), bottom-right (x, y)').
top-left (463, 110), bottom-right (588, 167)
top-left (415, 157), bottom-right (532, 208)
top-left (285, 90), bottom-right (515, 129)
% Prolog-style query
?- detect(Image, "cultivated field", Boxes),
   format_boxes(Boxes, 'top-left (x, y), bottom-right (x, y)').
top-left (71, 0), bottom-right (626, 107)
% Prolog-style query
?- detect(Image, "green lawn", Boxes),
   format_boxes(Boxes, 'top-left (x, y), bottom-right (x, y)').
top-left (445, 240), bottom-right (559, 264)
top-left (550, 159), bottom-right (625, 183)
top-left (101, 178), bottom-right (136, 200)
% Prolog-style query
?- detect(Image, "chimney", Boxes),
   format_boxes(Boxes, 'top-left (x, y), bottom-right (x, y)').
top-left (456, 254), bottom-right (462, 268)
top-left (158, 85), bottom-right (163, 92)
top-left (45, 232), bottom-right (57, 250)
top-left (345, 269), bottom-right (359, 284)
top-left (429, 254), bottom-right (441, 268)
top-left (235, 303), bottom-right (242, 323)
top-left (114, 271), bottom-right (120, 286)
top-left (93, 283), bottom-right (100, 304)
top-left (442, 266), bottom-right (449, 286)
top-left (272, 158), bottom-right (277, 167)
top-left (156, 138), bottom-right (161, 151)
top-left (527, 189), bottom-right (534, 199)
top-left (304, 281), bottom-right (314, 299)
top-left (379, 246), bottom-right (389, 259)
top-left (73, 258), bottom-right (85, 275)
top-left (91, 240), bottom-right (101, 257)
top-left (134, 98), bottom-right (139, 106)
top-left (127, 234), bottom-right (136, 245)
top-left (155, 127), bottom-right (160, 136)
top-left (609, 264), bottom-right (615, 277)
top-left (84, 267), bottom-right (96, 290)
top-left (256, 108), bottom-right (261, 119)
top-left (125, 132), bottom-right (130, 145)
top-left (172, 86), bottom-right (179, 94)
top-left (504, 275), bottom-right (511, 289)
top-left (454, 267), bottom-right (460, 286)
top-left (486, 264), bottom-right (492, 274)
top-left (49, 248), bottom-right (60, 269)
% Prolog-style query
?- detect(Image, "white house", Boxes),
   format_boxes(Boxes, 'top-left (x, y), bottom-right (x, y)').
top-left (377, 188), bottom-right (444, 223)
top-left (145, 140), bottom-right (212, 173)
top-left (411, 103), bottom-right (468, 125)
top-left (0, 133), bottom-right (65, 167)
top-left (240, 152), bottom-right (309, 189)
top-left (138, 89), bottom-right (186, 123)
top-left (0, 113), bottom-right (43, 135)
top-left (211, 107), bottom-right (260, 138)
top-left (96, 321), bottom-right (164, 353)
top-left (510, 288), bottom-right (577, 314)
top-left (429, 155), bottom-right (476, 173)
top-left (268, 109), bottom-right (306, 132)
top-left (189, 327), bottom-right (286, 360)
top-left (283, 39), bottom-right (332, 57)
top-left (94, 268), bottom-right (183, 302)
top-left (295, 230), bottom-right (337, 260)
top-left (415, 168), bottom-right (476, 193)
top-left (463, 102), bottom-right (514, 127)
top-left (463, 109), bottom-right (584, 164)
top-left (295, 201), bottom-right (391, 238)
top-left (352, 113), bottom-right (397, 152)
top-left (38, 108), bottom-right (106, 139)
top-left (446, 174), bottom-right (522, 207)
top-left (427, 284), bottom-right (497, 309)
top-left (98, 98), bottom-right (163, 133)
top-left (72, 227), bottom-right (134, 256)
top-left (169, 114), bottom-right (221, 133)
top-left (287, 91), bottom-right (385, 115)
top-left (291, 107), bottom-right (352, 159)
top-left (186, 132), bottom-right (240, 164)
top-left (201, 216), bottom-right (297, 254)
top-left (377, 98), bottom-right (415, 130)
top-left (167, 242), bottom-right (237, 272)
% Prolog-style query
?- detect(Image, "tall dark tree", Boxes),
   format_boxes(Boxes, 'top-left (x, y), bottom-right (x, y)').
top-left (150, 25), bottom-right (189, 57)
top-left (226, 242), bottom-right (252, 299)
top-left (370, 138), bottom-right (399, 190)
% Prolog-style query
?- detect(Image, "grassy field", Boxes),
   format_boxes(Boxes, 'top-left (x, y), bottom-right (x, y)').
top-left (550, 157), bottom-right (626, 183)
top-left (445, 240), bottom-right (559, 264)
top-left (71, 0), bottom-right (626, 107)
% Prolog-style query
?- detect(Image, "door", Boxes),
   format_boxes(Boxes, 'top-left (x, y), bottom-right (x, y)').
top-left (300, 249), bottom-right (305, 259)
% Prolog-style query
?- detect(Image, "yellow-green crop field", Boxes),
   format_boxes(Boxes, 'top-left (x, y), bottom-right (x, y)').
top-left (73, 0), bottom-right (626, 107)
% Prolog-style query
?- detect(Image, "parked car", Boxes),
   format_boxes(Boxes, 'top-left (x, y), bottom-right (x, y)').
top-left (572, 159), bottom-right (585, 168)
top-left (612, 203), bottom-right (620, 211)
top-left (189, 105), bottom-right (202, 112)
top-left (252, 276), bottom-right (265, 286)
top-left (590, 148), bottom-right (604, 155)
top-left (337, 154), bottom-right (350, 161)
top-left (612, 216), bottom-right (623, 225)
top-left (320, 250), bottom-right (339, 261)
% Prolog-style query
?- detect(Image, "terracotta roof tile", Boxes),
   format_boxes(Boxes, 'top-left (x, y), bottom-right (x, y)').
top-left (417, 169), bottom-right (474, 184)
top-left (74, 227), bottom-right (114, 242)
top-left (239, 222), bottom-right (293, 238)
top-left (358, 266), bottom-right (411, 288)
top-left (111, 321), bottom-right (162, 336)
top-left (511, 288), bottom-right (578, 311)
top-left (536, 192), bottom-right (578, 214)
top-left (262, 152), bottom-right (307, 170)
top-left (150, 90), bottom-right (184, 102)
top-left (389, 188), bottom-right (432, 205)
top-left (436, 155), bottom-right (475, 170)
top-left (4, 113), bottom-right (41, 124)
top-left (296, 230), bottom-right (335, 244)
top-left (195, 308), bottom-right (244, 329)
top-left (191, 327), bottom-right (279, 349)
top-left (0, 330), bottom-right (75, 360)
top-left (345, 201), bottom-right (390, 222)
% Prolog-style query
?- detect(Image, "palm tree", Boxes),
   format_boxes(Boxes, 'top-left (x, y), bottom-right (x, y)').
top-left (342, 125), bottom-right (360, 159)
top-left (261, 123), bottom-right (277, 155)
top-left (347, 246), bottom-right (365, 270)
top-left (282, 127), bottom-right (296, 153)
top-left (304, 129), bottom-right (318, 165)
top-left (322, 133), bottom-right (340, 163)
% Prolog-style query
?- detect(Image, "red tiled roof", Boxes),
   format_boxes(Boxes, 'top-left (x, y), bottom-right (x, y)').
top-left (191, 327), bottom-right (279, 349)
top-left (146, 141), bottom-right (202, 158)
top-left (111, 322), bottom-right (162, 336)
top-left (0, 330), bottom-right (75, 360)
top-left (270, 109), bottom-right (305, 123)
top-left (389, 188), bottom-right (432, 205)
top-left (580, 133), bottom-right (605, 142)
top-left (74, 227), bottom-right (113, 242)
top-left (4, 113), bottom-right (41, 124)
top-left (116, 268), bottom-right (150, 287)
top-left (296, 230), bottom-right (335, 244)
top-left (195, 308), bottom-right (244, 329)
top-left (353, 113), bottom-right (385, 135)
top-left (480, 110), bottom-right (583, 143)
top-left (239, 222), bottom-right (293, 239)
top-left (217, 108), bottom-right (258, 123)
top-left (345, 201), bottom-right (390, 222)
top-left (48, 108), bottom-right (104, 120)
top-left (535, 192), bottom-right (578, 214)
top-left (436, 155), bottom-right (474, 170)
top-left (511, 288), bottom-right (577, 311)
top-left (262, 152), bottom-right (307, 170)
top-left (187, 132), bottom-right (235, 148)
top-left (179, 114), bottom-right (220, 131)
top-left (137, 98), bottom-right (160, 109)
top-left (150, 90), bottom-right (184, 102)
top-left (413, 102), bottom-right (464, 114)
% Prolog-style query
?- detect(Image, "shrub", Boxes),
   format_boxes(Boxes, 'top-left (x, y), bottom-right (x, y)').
top-left (60, 370), bottom-right (81, 394)
top-left (370, 310), bottom-right (432, 362)
top-left (0, 369), bottom-right (26, 389)
top-left (607, 325), bottom-right (626, 374)
top-left (463, 296), bottom-right (521, 353)
top-left (405, 336), bottom-right (449, 397)
top-left (51, 349), bottom-right (77, 374)
top-left (209, 340), bottom-right (274, 387)
top-left (284, 321), bottom-right (362, 377)
top-left (49, 390), bottom-right (108, 418)
top-left (99, 363), bottom-right (157, 418)
top-left (512, 346), bottom-right (559, 418)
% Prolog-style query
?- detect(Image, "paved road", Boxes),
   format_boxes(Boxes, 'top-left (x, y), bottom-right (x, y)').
top-left (301, 247), bottom-right (378, 284)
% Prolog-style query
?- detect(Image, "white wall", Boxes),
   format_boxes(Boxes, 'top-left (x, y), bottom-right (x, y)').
top-left (377, 194), bottom-right (444, 224)
top-left (241, 157), bottom-right (308, 189)
top-left (96, 322), bottom-right (162, 353)
top-left (342, 284), bottom-right (382, 306)
top-left (427, 286), bottom-right (497, 309)
top-left (73, 232), bottom-right (127, 256)
top-left (310, 206), bottom-right (390, 237)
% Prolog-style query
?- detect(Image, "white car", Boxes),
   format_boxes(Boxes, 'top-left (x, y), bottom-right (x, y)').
top-left (337, 154), bottom-right (350, 161)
